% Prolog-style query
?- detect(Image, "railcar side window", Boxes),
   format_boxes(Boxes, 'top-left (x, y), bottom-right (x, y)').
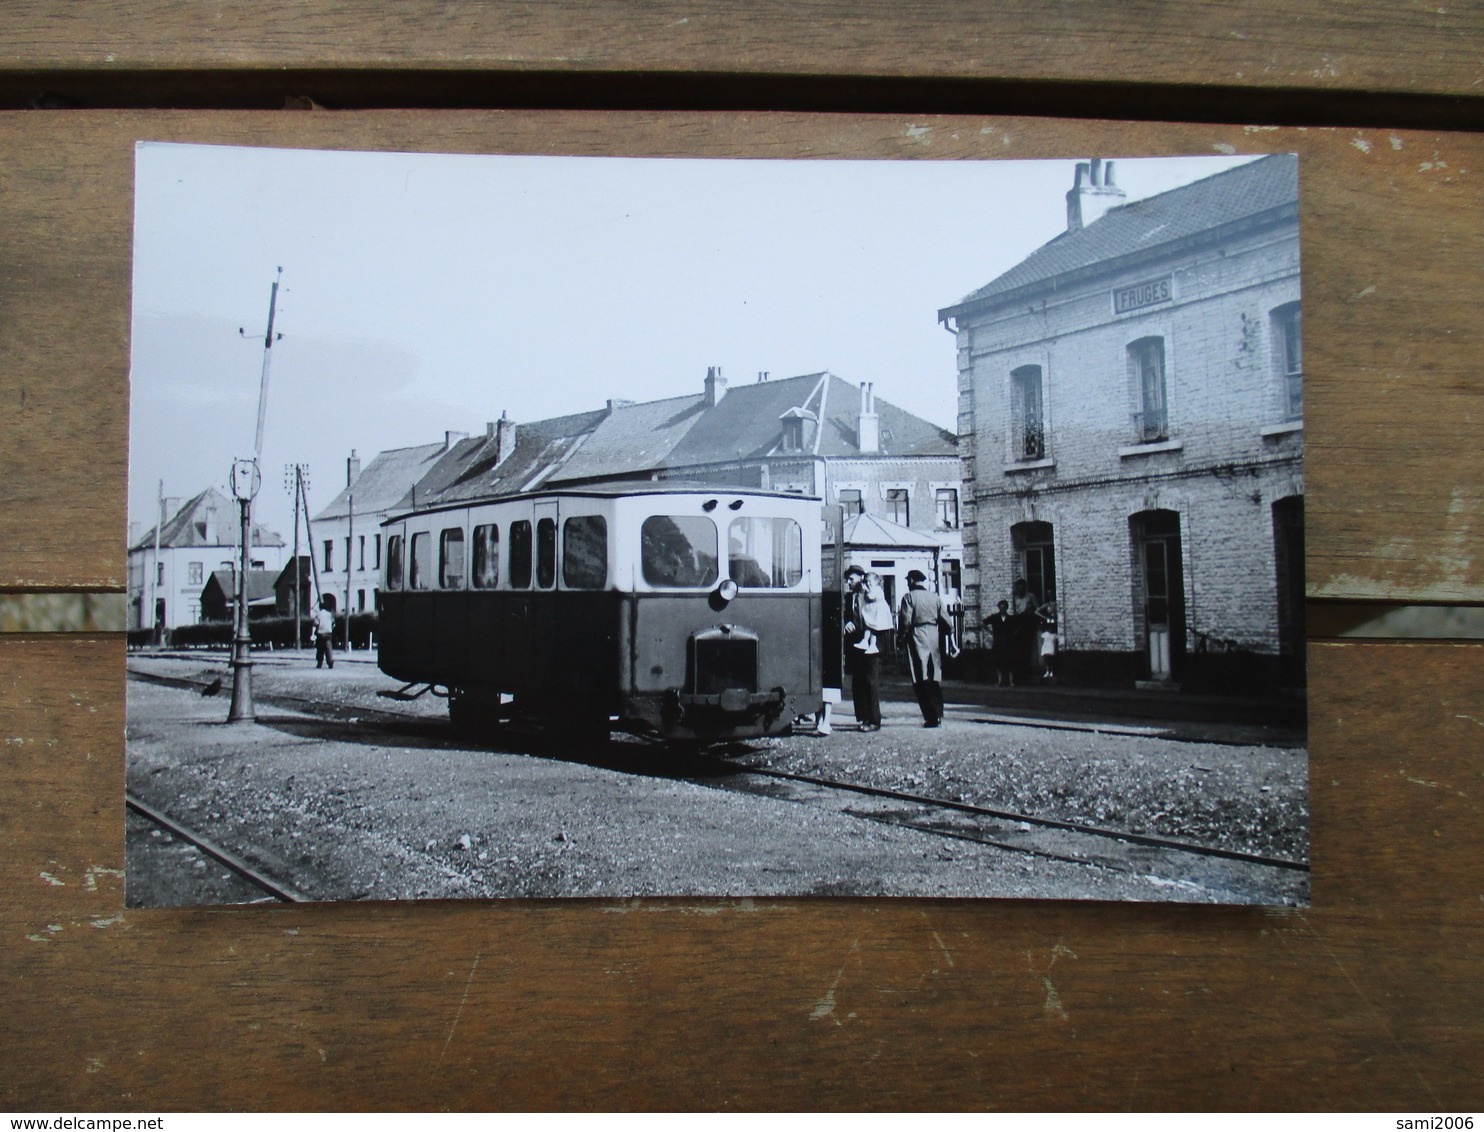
top-left (509, 521), bottom-right (532, 589)
top-left (409, 531), bottom-right (432, 591)
top-left (472, 524), bottom-right (499, 588)
top-left (439, 527), bottom-right (466, 589)
top-left (641, 515), bottom-right (718, 588)
top-left (536, 517), bottom-right (557, 589)
top-left (385, 534), bottom-right (404, 591)
top-left (562, 516), bottom-right (607, 589)
top-left (727, 517), bottom-right (803, 588)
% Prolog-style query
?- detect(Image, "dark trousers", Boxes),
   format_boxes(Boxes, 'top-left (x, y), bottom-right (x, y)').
top-left (315, 635), bottom-right (334, 668)
top-left (851, 652), bottom-right (882, 726)
top-left (913, 679), bottom-right (944, 725)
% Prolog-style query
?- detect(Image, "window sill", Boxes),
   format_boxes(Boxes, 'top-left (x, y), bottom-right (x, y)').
top-left (1260, 421), bottom-right (1303, 438)
top-left (1003, 457), bottom-right (1055, 473)
top-left (1118, 438), bottom-right (1184, 458)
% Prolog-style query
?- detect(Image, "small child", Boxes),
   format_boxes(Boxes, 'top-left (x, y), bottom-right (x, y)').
top-left (1038, 600), bottom-right (1058, 681)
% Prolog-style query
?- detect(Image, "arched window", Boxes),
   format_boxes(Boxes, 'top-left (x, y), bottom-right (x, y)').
top-left (1128, 337), bottom-right (1167, 441)
top-left (1272, 302), bottom-right (1302, 421)
top-left (1010, 365), bottom-right (1045, 459)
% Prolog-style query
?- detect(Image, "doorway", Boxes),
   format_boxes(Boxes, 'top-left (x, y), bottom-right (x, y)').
top-left (1132, 510), bottom-right (1185, 681)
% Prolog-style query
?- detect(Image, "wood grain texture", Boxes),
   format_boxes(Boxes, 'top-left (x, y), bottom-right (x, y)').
top-left (1, 1), bottom-right (1482, 104)
top-left (1, 637), bottom-right (1479, 1110)
top-left (0, 111), bottom-right (1479, 600)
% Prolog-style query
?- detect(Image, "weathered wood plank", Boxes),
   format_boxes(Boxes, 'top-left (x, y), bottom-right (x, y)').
top-left (0, 111), bottom-right (1478, 600)
top-left (1, 1), bottom-right (1482, 106)
top-left (1, 637), bottom-right (1479, 1109)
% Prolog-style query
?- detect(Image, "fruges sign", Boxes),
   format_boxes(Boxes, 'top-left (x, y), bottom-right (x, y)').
top-left (1113, 275), bottom-right (1173, 315)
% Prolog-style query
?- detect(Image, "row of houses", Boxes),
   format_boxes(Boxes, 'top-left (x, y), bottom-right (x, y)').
top-left (129, 369), bottom-right (965, 636)
top-left (130, 154), bottom-right (1302, 689)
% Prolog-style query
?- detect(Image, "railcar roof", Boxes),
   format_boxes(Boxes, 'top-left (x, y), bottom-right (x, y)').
top-left (383, 480), bottom-right (822, 524)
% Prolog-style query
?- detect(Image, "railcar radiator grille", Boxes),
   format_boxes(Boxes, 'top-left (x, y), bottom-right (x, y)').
top-left (692, 636), bottom-right (758, 695)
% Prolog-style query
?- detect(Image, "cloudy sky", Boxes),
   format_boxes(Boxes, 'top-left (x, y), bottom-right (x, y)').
top-left (129, 143), bottom-right (1259, 540)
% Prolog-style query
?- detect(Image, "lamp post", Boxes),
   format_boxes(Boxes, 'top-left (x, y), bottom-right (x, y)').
top-left (226, 458), bottom-right (260, 722)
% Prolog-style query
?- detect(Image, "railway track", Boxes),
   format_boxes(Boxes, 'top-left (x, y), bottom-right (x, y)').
top-left (703, 759), bottom-right (1309, 877)
top-left (129, 663), bottom-right (1307, 894)
top-left (126, 790), bottom-right (310, 903)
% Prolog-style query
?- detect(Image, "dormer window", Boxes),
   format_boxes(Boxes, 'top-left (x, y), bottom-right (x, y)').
top-left (778, 407), bottom-right (817, 453)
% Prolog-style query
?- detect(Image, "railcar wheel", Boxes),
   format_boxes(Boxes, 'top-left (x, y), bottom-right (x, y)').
top-left (448, 688), bottom-right (503, 737)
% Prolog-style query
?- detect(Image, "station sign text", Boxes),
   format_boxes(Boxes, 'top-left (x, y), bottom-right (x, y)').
top-left (1113, 275), bottom-right (1173, 315)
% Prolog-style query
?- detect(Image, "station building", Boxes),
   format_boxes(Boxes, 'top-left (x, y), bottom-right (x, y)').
top-left (938, 154), bottom-right (1303, 689)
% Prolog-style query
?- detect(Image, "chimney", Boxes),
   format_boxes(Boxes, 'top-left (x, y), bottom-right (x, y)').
top-left (204, 506), bottom-right (217, 544)
top-left (346, 448), bottom-right (361, 488)
top-left (704, 365), bottom-right (728, 407)
top-left (444, 430), bottom-right (467, 452)
top-left (494, 411), bottom-right (516, 466)
top-left (1066, 157), bottom-right (1126, 232)
top-left (857, 381), bottom-right (880, 454)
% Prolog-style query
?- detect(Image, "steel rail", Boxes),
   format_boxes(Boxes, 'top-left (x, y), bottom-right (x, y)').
top-left (126, 790), bottom-right (310, 903)
top-left (730, 763), bottom-right (1310, 873)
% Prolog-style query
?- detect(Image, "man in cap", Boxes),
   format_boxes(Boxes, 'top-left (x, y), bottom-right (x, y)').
top-left (897, 568), bottom-right (958, 727)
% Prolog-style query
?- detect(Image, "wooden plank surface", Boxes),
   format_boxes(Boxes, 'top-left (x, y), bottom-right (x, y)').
top-left (0, 110), bottom-right (1479, 601)
top-left (1, 637), bottom-right (1479, 1110)
top-left (1, 1), bottom-right (1482, 107)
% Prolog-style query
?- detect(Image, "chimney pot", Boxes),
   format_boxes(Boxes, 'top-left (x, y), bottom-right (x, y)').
top-left (1066, 157), bottom-right (1127, 232)
top-left (495, 413), bottom-right (516, 465)
top-left (857, 381), bottom-right (880, 454)
top-left (704, 364), bottom-right (728, 406)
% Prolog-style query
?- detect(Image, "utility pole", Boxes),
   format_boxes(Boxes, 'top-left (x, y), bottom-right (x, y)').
top-left (228, 267), bottom-right (283, 723)
top-left (149, 479), bottom-right (163, 644)
top-left (285, 463), bottom-right (309, 648)
top-left (344, 493), bottom-right (354, 652)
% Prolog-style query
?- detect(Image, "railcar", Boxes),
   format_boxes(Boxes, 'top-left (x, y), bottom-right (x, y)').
top-left (377, 483), bottom-right (825, 742)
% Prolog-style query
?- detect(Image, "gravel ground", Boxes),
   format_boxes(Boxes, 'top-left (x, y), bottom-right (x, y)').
top-left (745, 706), bottom-right (1309, 863)
top-left (125, 652), bottom-right (1309, 906)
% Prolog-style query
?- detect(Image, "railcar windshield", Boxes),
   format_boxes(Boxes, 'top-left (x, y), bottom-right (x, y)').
top-left (641, 515), bottom-right (719, 588)
top-left (728, 516), bottom-right (803, 588)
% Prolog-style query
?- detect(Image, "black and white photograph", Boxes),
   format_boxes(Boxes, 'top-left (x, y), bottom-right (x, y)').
top-left (126, 142), bottom-right (1307, 907)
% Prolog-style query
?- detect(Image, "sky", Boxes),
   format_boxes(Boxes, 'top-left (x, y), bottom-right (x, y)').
top-left (129, 143), bottom-right (1261, 542)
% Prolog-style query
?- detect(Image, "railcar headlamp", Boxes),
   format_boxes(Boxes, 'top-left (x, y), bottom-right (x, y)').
top-left (716, 578), bottom-right (739, 603)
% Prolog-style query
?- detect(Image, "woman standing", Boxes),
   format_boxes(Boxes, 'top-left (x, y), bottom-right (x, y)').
top-left (849, 572), bottom-right (894, 731)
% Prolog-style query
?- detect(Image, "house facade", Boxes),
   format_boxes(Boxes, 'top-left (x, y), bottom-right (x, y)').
top-left (127, 487), bottom-right (287, 635)
top-left (312, 439), bottom-right (455, 615)
top-left (939, 155), bottom-right (1303, 688)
